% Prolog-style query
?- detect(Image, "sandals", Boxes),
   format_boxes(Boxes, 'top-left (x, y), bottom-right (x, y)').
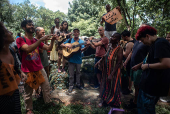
top-left (98, 103), bottom-right (103, 108)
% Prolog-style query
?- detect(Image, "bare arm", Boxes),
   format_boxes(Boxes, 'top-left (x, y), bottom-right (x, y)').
top-left (123, 42), bottom-right (134, 58)
top-left (100, 17), bottom-right (105, 25)
top-left (21, 39), bottom-right (44, 53)
top-left (141, 58), bottom-right (170, 70)
top-left (81, 45), bottom-right (89, 52)
top-left (42, 35), bottom-right (58, 51)
top-left (124, 51), bottom-right (132, 67)
top-left (51, 27), bottom-right (54, 34)
top-left (132, 62), bottom-right (143, 71)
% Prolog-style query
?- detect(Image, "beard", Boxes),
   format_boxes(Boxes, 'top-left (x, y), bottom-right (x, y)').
top-left (55, 21), bottom-right (59, 24)
top-left (25, 27), bottom-right (35, 34)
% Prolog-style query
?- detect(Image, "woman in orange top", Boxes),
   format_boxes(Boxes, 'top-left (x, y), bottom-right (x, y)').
top-left (0, 22), bottom-right (26, 114)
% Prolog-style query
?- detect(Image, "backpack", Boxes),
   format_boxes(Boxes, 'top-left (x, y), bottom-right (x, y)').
top-left (9, 46), bottom-right (21, 75)
top-left (19, 37), bottom-right (38, 61)
top-left (68, 38), bottom-right (72, 43)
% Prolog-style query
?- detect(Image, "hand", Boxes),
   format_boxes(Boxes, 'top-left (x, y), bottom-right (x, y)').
top-left (40, 34), bottom-right (53, 41)
top-left (141, 64), bottom-right (148, 70)
top-left (116, 6), bottom-right (121, 14)
top-left (68, 32), bottom-right (72, 36)
top-left (86, 40), bottom-right (91, 45)
top-left (52, 34), bottom-right (59, 40)
top-left (39, 48), bottom-right (43, 53)
top-left (94, 61), bottom-right (100, 68)
top-left (65, 44), bottom-right (72, 48)
top-left (123, 61), bottom-right (127, 68)
top-left (89, 36), bottom-right (94, 41)
top-left (132, 64), bottom-right (140, 71)
top-left (60, 33), bottom-right (64, 37)
top-left (102, 17), bottom-right (105, 21)
top-left (20, 71), bottom-right (27, 82)
top-left (108, 75), bottom-right (112, 80)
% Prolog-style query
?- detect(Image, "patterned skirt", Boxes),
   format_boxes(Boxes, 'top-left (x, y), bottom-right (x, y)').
top-left (0, 89), bottom-right (21, 114)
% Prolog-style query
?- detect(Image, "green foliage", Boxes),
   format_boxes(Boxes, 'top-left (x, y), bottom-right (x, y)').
top-left (68, 0), bottom-right (102, 37)
top-left (1, 0), bottom-right (67, 37)
top-left (1, 0), bottom-right (170, 38)
top-left (0, 0), bottom-right (13, 23)
top-left (71, 18), bottom-right (99, 36)
top-left (20, 95), bottom-right (109, 114)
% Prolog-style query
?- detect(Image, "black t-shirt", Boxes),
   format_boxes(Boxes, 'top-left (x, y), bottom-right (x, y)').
top-left (103, 13), bottom-right (116, 31)
top-left (140, 38), bottom-right (170, 96)
top-left (131, 41), bottom-right (150, 67)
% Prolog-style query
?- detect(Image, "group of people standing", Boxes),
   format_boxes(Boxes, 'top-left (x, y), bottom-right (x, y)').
top-left (0, 3), bottom-right (170, 114)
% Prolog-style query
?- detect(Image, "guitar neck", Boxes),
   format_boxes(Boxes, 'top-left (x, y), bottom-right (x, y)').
top-left (72, 43), bottom-right (86, 48)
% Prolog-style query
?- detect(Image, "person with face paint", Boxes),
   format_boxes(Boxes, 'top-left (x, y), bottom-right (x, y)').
top-left (16, 20), bottom-right (58, 114)
top-left (95, 33), bottom-right (123, 108)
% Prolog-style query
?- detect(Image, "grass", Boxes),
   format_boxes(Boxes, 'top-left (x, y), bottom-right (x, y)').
top-left (20, 95), bottom-right (109, 114)
top-left (20, 94), bottom-right (170, 114)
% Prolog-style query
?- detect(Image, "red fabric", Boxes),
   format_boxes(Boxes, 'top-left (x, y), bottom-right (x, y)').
top-left (135, 26), bottom-right (157, 40)
top-left (95, 36), bottom-right (109, 57)
top-left (16, 37), bottom-right (44, 72)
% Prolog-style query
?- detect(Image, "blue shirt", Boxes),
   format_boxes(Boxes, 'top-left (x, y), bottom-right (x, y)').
top-left (16, 36), bottom-right (20, 39)
top-left (64, 38), bottom-right (85, 64)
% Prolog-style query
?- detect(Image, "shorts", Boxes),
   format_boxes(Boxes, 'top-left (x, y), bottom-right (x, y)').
top-left (130, 69), bottom-right (142, 86)
top-left (95, 57), bottom-right (102, 74)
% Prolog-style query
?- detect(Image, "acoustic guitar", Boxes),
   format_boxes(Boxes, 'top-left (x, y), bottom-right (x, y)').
top-left (63, 39), bottom-right (100, 59)
top-left (63, 42), bottom-right (86, 59)
top-left (58, 33), bottom-right (71, 43)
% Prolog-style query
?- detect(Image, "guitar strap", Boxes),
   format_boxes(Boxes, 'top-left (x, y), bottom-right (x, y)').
top-left (100, 38), bottom-right (107, 52)
top-left (68, 38), bottom-right (72, 43)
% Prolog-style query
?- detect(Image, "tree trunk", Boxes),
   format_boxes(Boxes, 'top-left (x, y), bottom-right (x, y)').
top-left (116, 0), bottom-right (130, 30)
top-left (131, 0), bottom-right (137, 37)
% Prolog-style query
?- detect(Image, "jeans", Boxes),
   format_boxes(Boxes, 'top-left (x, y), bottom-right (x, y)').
top-left (137, 89), bottom-right (159, 114)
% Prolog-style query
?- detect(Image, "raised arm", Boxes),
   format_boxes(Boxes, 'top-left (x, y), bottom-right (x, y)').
top-left (42, 35), bottom-right (58, 51)
top-left (19, 35), bottom-right (52, 53)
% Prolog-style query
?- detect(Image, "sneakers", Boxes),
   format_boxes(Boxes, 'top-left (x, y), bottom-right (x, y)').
top-left (160, 97), bottom-right (170, 103)
top-left (58, 69), bottom-right (62, 73)
top-left (68, 86), bottom-right (74, 93)
top-left (76, 85), bottom-right (83, 90)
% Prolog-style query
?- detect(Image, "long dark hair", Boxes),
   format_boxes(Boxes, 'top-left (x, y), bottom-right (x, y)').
top-left (0, 22), bottom-right (6, 51)
top-left (59, 21), bottom-right (68, 33)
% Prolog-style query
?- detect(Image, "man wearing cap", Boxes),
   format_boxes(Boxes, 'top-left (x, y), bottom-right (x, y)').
top-left (61, 28), bottom-right (89, 93)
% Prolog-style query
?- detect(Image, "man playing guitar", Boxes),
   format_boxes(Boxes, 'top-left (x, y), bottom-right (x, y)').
top-left (61, 28), bottom-right (88, 93)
